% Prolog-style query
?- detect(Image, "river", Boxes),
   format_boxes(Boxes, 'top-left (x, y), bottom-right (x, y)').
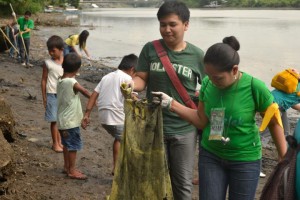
top-left (38, 8), bottom-right (300, 86)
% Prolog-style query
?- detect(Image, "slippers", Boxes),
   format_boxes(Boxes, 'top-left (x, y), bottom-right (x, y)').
top-left (68, 171), bottom-right (87, 180)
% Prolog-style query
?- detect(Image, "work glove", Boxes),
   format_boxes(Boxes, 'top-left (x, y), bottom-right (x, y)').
top-left (151, 91), bottom-right (173, 109)
top-left (12, 12), bottom-right (16, 17)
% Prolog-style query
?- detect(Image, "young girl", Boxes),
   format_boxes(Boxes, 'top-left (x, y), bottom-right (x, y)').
top-left (63, 30), bottom-right (91, 59)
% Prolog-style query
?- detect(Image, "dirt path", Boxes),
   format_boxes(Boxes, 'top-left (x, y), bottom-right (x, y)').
top-left (0, 13), bottom-right (298, 200)
top-left (0, 34), bottom-right (114, 199)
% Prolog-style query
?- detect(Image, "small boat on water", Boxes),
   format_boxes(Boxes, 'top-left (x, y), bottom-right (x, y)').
top-left (44, 5), bottom-right (54, 13)
top-left (65, 6), bottom-right (78, 12)
top-left (44, 5), bottom-right (80, 14)
top-left (203, 1), bottom-right (222, 8)
top-left (91, 4), bottom-right (99, 8)
top-left (44, 5), bottom-right (63, 13)
top-left (65, 6), bottom-right (80, 14)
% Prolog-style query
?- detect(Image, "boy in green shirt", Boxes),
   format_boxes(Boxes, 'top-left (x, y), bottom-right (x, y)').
top-left (12, 10), bottom-right (34, 67)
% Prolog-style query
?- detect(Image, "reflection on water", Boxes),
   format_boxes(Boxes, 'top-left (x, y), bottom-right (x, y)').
top-left (38, 8), bottom-right (300, 85)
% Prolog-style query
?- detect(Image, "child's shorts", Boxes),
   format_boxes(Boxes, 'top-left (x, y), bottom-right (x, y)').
top-left (45, 93), bottom-right (58, 122)
top-left (102, 124), bottom-right (124, 141)
top-left (59, 127), bottom-right (82, 151)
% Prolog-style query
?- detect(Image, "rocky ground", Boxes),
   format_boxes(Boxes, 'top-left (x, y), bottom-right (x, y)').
top-left (0, 12), bottom-right (299, 200)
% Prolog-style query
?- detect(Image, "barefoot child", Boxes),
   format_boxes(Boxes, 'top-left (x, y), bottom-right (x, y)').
top-left (41, 35), bottom-right (64, 153)
top-left (57, 53), bottom-right (91, 180)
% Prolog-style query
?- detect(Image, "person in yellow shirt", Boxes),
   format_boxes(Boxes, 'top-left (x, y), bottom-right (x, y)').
top-left (63, 30), bottom-right (91, 59)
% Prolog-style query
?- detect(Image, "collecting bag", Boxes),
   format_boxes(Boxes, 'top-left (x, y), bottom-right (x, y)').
top-left (108, 98), bottom-right (173, 200)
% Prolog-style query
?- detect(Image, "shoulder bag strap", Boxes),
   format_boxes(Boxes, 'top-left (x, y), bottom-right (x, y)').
top-left (152, 40), bottom-right (197, 109)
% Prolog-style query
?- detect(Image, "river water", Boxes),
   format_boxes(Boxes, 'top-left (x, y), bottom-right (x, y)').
top-left (39, 8), bottom-right (300, 86)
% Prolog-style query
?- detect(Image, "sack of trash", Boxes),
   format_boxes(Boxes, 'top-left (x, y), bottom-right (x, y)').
top-left (108, 85), bottom-right (173, 200)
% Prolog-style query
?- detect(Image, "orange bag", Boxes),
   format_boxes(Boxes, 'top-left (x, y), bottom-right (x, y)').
top-left (271, 68), bottom-right (300, 94)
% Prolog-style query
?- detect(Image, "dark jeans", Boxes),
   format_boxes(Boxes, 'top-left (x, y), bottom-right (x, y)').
top-left (63, 43), bottom-right (74, 56)
top-left (198, 148), bottom-right (260, 200)
top-left (9, 38), bottom-right (18, 57)
top-left (18, 36), bottom-right (30, 64)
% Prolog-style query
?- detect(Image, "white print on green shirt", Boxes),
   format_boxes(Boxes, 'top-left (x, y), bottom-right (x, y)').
top-left (224, 116), bottom-right (244, 126)
top-left (150, 62), bottom-right (192, 79)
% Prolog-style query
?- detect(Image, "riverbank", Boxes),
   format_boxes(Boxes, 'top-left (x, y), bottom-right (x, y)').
top-left (0, 26), bottom-right (118, 199)
top-left (0, 12), bottom-right (299, 200)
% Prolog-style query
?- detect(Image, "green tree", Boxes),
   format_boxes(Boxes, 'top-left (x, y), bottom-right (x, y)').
top-left (0, 0), bottom-right (42, 15)
top-left (68, 0), bottom-right (80, 8)
top-left (199, 0), bottom-right (214, 6)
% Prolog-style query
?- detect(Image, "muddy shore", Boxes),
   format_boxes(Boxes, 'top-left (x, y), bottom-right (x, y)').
top-left (0, 12), bottom-right (299, 200)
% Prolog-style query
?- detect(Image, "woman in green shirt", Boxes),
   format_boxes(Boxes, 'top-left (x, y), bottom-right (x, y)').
top-left (153, 36), bottom-right (287, 200)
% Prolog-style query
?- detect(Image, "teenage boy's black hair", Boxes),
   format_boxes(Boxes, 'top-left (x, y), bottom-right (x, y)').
top-left (157, 1), bottom-right (190, 22)
top-left (62, 53), bottom-right (81, 73)
top-left (46, 35), bottom-right (64, 50)
top-left (24, 11), bottom-right (31, 16)
top-left (118, 54), bottom-right (138, 70)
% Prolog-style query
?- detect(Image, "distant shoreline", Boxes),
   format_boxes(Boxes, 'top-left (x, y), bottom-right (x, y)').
top-left (1, 6), bottom-right (299, 27)
top-left (196, 7), bottom-right (300, 10)
top-left (0, 6), bottom-right (300, 19)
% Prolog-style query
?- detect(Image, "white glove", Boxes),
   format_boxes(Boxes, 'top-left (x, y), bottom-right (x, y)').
top-left (151, 91), bottom-right (173, 109)
top-left (12, 12), bottom-right (16, 17)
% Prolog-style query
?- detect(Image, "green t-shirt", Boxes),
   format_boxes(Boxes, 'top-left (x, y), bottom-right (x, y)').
top-left (199, 72), bottom-right (274, 161)
top-left (17, 17), bottom-right (34, 39)
top-left (136, 40), bottom-right (205, 135)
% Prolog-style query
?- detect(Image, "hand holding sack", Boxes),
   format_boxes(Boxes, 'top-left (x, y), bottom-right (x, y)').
top-left (151, 91), bottom-right (173, 109)
top-left (120, 81), bottom-right (134, 99)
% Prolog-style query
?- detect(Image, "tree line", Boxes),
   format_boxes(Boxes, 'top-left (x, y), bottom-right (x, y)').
top-left (0, 0), bottom-right (80, 15)
top-left (0, 0), bottom-right (299, 16)
top-left (195, 0), bottom-right (300, 7)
